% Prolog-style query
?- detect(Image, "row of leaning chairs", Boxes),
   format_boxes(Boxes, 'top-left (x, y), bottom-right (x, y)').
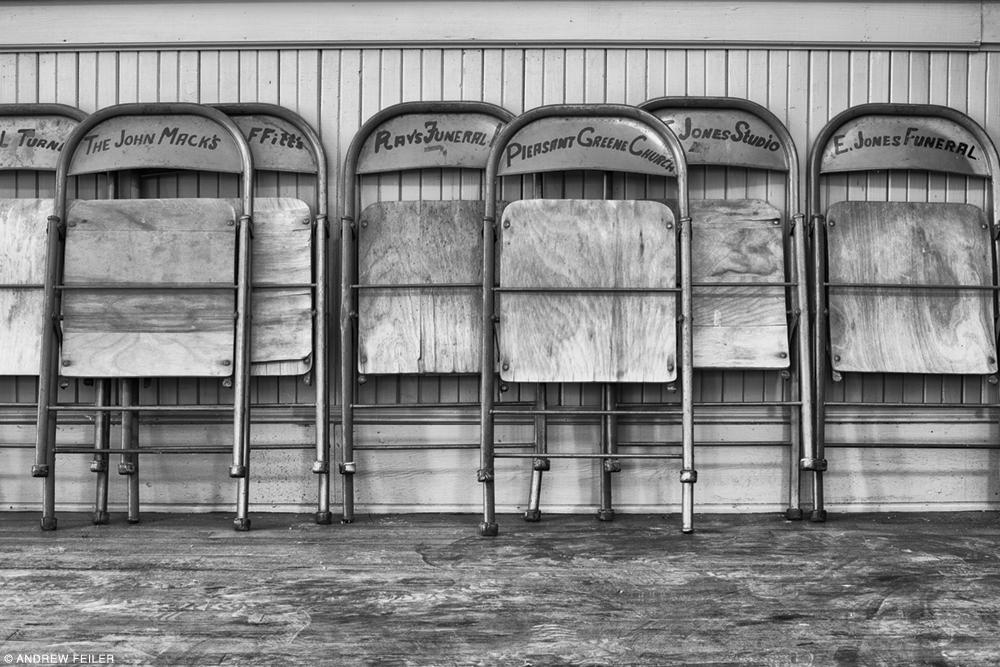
top-left (1, 98), bottom-right (998, 535)
top-left (0, 102), bottom-right (330, 531)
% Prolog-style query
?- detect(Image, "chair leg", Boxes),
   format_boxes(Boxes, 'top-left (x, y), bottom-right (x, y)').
top-left (598, 383), bottom-right (617, 522)
top-left (91, 379), bottom-right (111, 525)
top-left (523, 384), bottom-right (547, 522)
top-left (120, 379), bottom-right (140, 525)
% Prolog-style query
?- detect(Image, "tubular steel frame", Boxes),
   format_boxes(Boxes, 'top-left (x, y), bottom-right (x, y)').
top-left (808, 103), bottom-right (1000, 522)
top-left (638, 96), bottom-right (812, 520)
top-left (478, 103), bottom-right (694, 537)
top-left (32, 102), bottom-right (256, 531)
top-left (340, 101), bottom-right (516, 524)
top-left (212, 103), bottom-right (332, 525)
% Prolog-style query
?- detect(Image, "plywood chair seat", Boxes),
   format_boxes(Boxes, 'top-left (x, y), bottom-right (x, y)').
top-left (229, 196), bottom-right (314, 376)
top-left (61, 198), bottom-right (238, 378)
top-left (663, 198), bottom-right (789, 369)
top-left (826, 200), bottom-right (996, 375)
top-left (0, 199), bottom-right (53, 375)
top-left (357, 199), bottom-right (488, 375)
top-left (498, 198), bottom-right (677, 383)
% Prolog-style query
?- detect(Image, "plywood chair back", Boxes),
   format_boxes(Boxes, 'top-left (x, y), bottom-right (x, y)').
top-left (344, 102), bottom-right (513, 378)
top-left (214, 104), bottom-right (327, 378)
top-left (0, 105), bottom-right (86, 375)
top-left (640, 97), bottom-right (802, 371)
top-left (497, 198), bottom-right (677, 382)
top-left (357, 199), bottom-right (487, 374)
top-left (61, 198), bottom-right (238, 377)
top-left (825, 200), bottom-right (995, 375)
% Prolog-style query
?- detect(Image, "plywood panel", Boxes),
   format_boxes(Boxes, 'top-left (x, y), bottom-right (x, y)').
top-left (664, 198), bottom-right (789, 368)
top-left (62, 199), bottom-right (237, 377)
top-left (0, 199), bottom-right (52, 375)
top-left (357, 200), bottom-right (485, 374)
top-left (248, 197), bottom-right (313, 375)
top-left (827, 201), bottom-right (996, 375)
top-left (499, 199), bottom-right (676, 383)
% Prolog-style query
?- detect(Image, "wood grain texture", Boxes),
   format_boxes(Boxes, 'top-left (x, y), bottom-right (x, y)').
top-left (248, 197), bottom-right (313, 375)
top-left (499, 199), bottom-right (676, 383)
top-left (665, 199), bottom-right (790, 369)
top-left (0, 199), bottom-right (51, 375)
top-left (826, 201), bottom-right (996, 375)
top-left (358, 200), bottom-right (486, 374)
top-left (3, 512), bottom-right (1000, 666)
top-left (62, 199), bottom-right (237, 378)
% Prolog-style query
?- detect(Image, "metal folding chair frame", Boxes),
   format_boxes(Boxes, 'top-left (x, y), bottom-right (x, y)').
top-left (340, 101), bottom-right (515, 524)
top-left (639, 96), bottom-right (812, 520)
top-left (212, 103), bottom-right (332, 525)
top-left (31, 102), bottom-right (256, 531)
top-left (808, 103), bottom-right (1000, 521)
top-left (477, 104), bottom-right (693, 536)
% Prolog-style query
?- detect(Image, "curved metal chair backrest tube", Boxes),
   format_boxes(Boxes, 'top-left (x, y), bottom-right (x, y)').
top-left (34, 102), bottom-right (256, 531)
top-left (807, 102), bottom-right (1000, 522)
top-left (339, 101), bottom-right (514, 524)
top-left (638, 96), bottom-right (810, 520)
top-left (212, 102), bottom-right (332, 525)
top-left (477, 103), bottom-right (692, 536)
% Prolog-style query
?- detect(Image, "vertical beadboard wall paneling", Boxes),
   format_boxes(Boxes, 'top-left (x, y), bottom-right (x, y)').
top-left (2, 41), bottom-right (1000, 513)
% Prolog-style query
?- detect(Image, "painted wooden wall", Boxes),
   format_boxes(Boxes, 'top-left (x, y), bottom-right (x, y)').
top-left (2, 1), bottom-right (1000, 518)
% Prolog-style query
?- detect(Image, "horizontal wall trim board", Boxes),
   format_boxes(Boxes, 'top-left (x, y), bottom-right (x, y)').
top-left (0, 1), bottom-right (990, 50)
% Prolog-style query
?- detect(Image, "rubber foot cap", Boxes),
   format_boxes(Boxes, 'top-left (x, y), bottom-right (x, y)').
top-left (233, 518), bottom-right (251, 531)
top-left (597, 509), bottom-right (615, 522)
top-left (314, 511), bottom-right (333, 525)
top-left (92, 511), bottom-right (109, 525)
top-left (810, 509), bottom-right (827, 523)
top-left (40, 517), bottom-right (57, 531)
top-left (785, 508), bottom-right (804, 521)
top-left (479, 521), bottom-right (499, 537)
top-left (523, 509), bottom-right (541, 522)
top-left (127, 516), bottom-right (141, 525)
top-left (341, 516), bottom-right (354, 525)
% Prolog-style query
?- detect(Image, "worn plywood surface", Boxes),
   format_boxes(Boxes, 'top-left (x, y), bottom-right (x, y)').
top-left (2, 512), bottom-right (1000, 666)
top-left (499, 199), bottom-right (676, 383)
top-left (358, 200), bottom-right (486, 374)
top-left (827, 201), bottom-right (996, 375)
top-left (0, 199), bottom-right (51, 375)
top-left (664, 199), bottom-right (790, 369)
top-left (62, 199), bottom-right (236, 377)
top-left (249, 197), bottom-right (313, 376)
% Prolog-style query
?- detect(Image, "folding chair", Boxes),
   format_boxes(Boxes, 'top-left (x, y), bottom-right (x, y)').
top-left (213, 103), bottom-right (331, 524)
top-left (32, 103), bottom-right (256, 531)
top-left (340, 101), bottom-right (514, 523)
top-left (809, 103), bottom-right (1000, 521)
top-left (0, 104), bottom-right (98, 510)
top-left (640, 97), bottom-right (812, 520)
top-left (478, 104), bottom-right (693, 536)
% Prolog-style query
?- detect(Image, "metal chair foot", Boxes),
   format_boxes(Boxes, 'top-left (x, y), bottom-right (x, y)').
top-left (682, 526), bottom-right (694, 535)
top-left (479, 521), bottom-right (499, 537)
top-left (341, 516), bottom-right (354, 525)
top-left (523, 509), bottom-right (541, 522)
top-left (92, 511), bottom-right (110, 525)
top-left (314, 511), bottom-right (333, 525)
top-left (127, 517), bottom-right (141, 525)
top-left (785, 507), bottom-right (804, 521)
top-left (40, 517), bottom-right (57, 531)
top-left (233, 518), bottom-right (251, 531)
top-left (809, 509), bottom-right (827, 523)
top-left (597, 509), bottom-right (615, 522)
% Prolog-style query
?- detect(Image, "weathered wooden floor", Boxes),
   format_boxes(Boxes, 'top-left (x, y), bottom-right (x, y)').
top-left (1, 511), bottom-right (999, 666)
